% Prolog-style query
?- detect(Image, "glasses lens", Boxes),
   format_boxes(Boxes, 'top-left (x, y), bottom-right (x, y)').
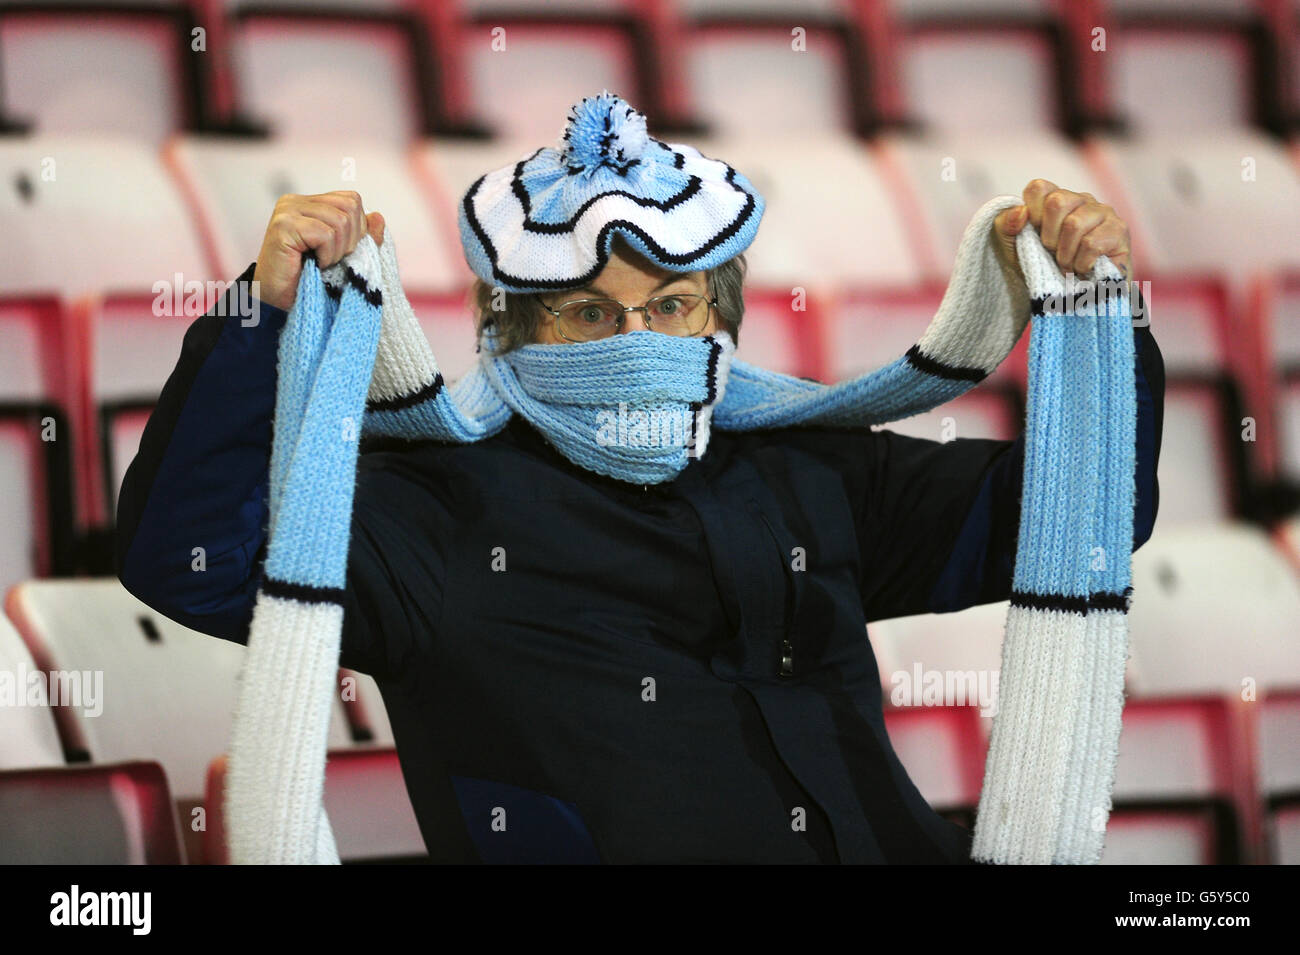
top-left (647, 294), bottom-right (709, 336)
top-left (557, 299), bottom-right (622, 341)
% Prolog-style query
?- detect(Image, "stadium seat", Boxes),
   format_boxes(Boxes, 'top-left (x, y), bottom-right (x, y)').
top-left (3, 578), bottom-right (353, 802)
top-left (1118, 522), bottom-right (1300, 861)
top-left (1260, 690), bottom-right (1300, 793)
top-left (81, 295), bottom-right (206, 523)
top-left (734, 286), bottom-right (827, 379)
top-left (339, 668), bottom-right (396, 747)
top-left (0, 134), bottom-right (211, 531)
top-left (203, 748), bottom-right (425, 863)
top-left (872, 129), bottom-right (1106, 282)
top-left (1248, 269), bottom-right (1300, 484)
top-left (457, 8), bottom-right (641, 142)
top-left (893, 4), bottom-right (1068, 134)
top-left (1278, 378), bottom-right (1300, 476)
top-left (167, 137), bottom-right (460, 290)
top-left (1089, 131), bottom-right (1300, 278)
top-left (225, 5), bottom-right (429, 143)
top-left (877, 390), bottom-right (1021, 444)
top-left (1270, 801), bottom-right (1300, 864)
top-left (1110, 696), bottom-right (1246, 863)
top-left (1277, 515), bottom-right (1300, 574)
top-left (669, 134), bottom-right (920, 291)
top-left (1126, 523), bottom-right (1300, 697)
top-left (1260, 690), bottom-right (1300, 863)
top-left (0, 611), bottom-right (64, 770)
top-left (0, 134), bottom-right (210, 297)
top-left (0, 3), bottom-right (199, 143)
top-left (1103, 1), bottom-right (1276, 133)
top-left (826, 284), bottom-right (1028, 390)
top-left (170, 137), bottom-right (482, 381)
top-left (881, 704), bottom-right (986, 816)
top-left (680, 7), bottom-right (861, 136)
top-left (0, 760), bottom-right (184, 864)
top-left (869, 600), bottom-right (1009, 811)
top-left (1101, 802), bottom-right (1225, 865)
top-left (1134, 275), bottom-right (1235, 378)
top-left (102, 404), bottom-right (153, 521)
top-left (0, 407), bottom-right (74, 597)
top-left (1156, 380), bottom-right (1242, 525)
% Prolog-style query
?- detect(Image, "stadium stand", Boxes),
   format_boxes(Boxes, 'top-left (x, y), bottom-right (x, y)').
top-left (0, 0), bottom-right (1296, 866)
top-left (2, 578), bottom-right (373, 861)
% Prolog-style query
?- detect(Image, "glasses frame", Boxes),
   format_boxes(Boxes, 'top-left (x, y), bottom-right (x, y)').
top-left (533, 292), bottom-right (719, 343)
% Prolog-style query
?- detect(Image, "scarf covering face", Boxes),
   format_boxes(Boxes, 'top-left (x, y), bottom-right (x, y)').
top-left (223, 193), bottom-right (1136, 865)
top-left (483, 330), bottom-right (735, 485)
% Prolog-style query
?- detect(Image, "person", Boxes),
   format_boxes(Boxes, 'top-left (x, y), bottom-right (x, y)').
top-left (116, 93), bottom-right (1163, 864)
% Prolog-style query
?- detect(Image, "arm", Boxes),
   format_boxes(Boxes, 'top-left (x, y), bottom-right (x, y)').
top-left (859, 308), bottom-right (1164, 622)
top-left (114, 265), bottom-right (404, 679)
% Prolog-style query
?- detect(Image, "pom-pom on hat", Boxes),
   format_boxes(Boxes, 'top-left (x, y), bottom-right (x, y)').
top-left (457, 90), bottom-right (765, 293)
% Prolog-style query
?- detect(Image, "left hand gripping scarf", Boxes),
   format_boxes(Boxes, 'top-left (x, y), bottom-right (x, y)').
top-left (224, 194), bottom-right (1135, 864)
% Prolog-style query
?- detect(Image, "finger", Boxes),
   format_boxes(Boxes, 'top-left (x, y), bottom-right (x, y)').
top-left (300, 192), bottom-right (364, 264)
top-left (1073, 218), bottom-right (1130, 276)
top-left (1055, 202), bottom-right (1109, 273)
top-left (994, 204), bottom-right (1027, 236)
top-left (1021, 179), bottom-right (1058, 231)
top-left (1039, 189), bottom-right (1089, 251)
top-left (314, 191), bottom-right (366, 251)
top-left (366, 211), bottom-right (385, 247)
top-left (295, 200), bottom-right (356, 266)
top-left (271, 213), bottom-right (337, 263)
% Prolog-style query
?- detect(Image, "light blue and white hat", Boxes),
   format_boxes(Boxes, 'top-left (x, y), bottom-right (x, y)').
top-left (457, 90), bottom-right (766, 293)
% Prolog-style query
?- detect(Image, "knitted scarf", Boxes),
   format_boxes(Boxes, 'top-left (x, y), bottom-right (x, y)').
top-left (224, 194), bottom-right (1135, 865)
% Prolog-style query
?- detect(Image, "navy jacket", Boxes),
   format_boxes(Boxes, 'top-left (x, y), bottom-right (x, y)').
top-left (116, 264), bottom-right (1164, 864)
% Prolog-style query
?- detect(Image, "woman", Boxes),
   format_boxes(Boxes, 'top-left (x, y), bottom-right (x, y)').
top-left (116, 93), bottom-right (1163, 864)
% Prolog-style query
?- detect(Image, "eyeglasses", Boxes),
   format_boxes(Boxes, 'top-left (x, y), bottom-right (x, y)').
top-left (534, 292), bottom-right (718, 343)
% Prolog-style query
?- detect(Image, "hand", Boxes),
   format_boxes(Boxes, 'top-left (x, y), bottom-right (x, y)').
top-left (992, 179), bottom-right (1132, 283)
top-left (252, 191), bottom-right (386, 311)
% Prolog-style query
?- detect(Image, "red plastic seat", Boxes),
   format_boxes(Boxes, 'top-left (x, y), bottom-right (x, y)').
top-left (204, 748), bottom-right (426, 864)
top-left (0, 760), bottom-right (183, 864)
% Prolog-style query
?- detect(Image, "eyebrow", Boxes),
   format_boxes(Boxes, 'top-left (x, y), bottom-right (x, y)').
top-left (578, 274), bottom-right (697, 299)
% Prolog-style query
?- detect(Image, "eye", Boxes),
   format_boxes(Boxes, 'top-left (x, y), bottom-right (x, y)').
top-left (578, 305), bottom-right (607, 324)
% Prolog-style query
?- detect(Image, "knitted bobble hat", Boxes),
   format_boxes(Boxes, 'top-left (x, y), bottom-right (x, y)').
top-left (457, 89), bottom-right (765, 292)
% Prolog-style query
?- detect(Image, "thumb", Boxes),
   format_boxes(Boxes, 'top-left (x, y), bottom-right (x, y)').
top-left (995, 204), bottom-right (1028, 237)
top-left (366, 211), bottom-right (386, 247)
top-left (991, 205), bottom-right (1025, 273)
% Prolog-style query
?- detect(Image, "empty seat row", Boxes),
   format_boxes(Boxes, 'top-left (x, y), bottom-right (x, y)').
top-left (1, 2), bottom-right (1294, 143)
top-left (0, 578), bottom-right (422, 863)
top-left (870, 520), bottom-right (1300, 863)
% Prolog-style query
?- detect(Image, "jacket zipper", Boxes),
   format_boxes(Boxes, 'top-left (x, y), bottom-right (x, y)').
top-left (756, 508), bottom-right (796, 679)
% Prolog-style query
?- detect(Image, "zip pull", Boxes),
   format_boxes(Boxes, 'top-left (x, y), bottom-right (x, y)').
top-left (780, 637), bottom-right (794, 677)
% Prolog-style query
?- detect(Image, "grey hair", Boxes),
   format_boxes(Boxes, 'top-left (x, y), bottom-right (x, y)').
top-left (469, 233), bottom-right (748, 354)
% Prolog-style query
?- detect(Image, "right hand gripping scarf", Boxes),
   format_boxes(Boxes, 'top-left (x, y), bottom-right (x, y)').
top-left (224, 194), bottom-right (1135, 865)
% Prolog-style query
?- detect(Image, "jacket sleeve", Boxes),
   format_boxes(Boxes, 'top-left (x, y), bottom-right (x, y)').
top-left (114, 263), bottom-right (406, 680)
top-left (858, 300), bottom-right (1164, 623)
